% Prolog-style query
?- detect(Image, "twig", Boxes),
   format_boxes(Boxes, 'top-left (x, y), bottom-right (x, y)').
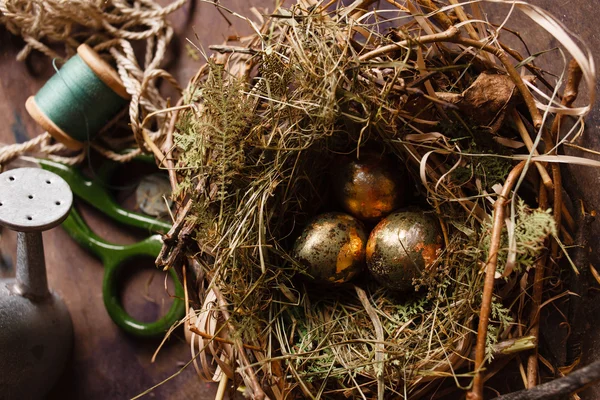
top-left (215, 374), bottom-right (229, 400)
top-left (355, 286), bottom-right (385, 400)
top-left (498, 42), bottom-right (556, 95)
top-left (188, 326), bottom-right (263, 351)
top-left (492, 358), bottom-right (600, 400)
top-left (164, 97), bottom-right (184, 197)
top-left (358, 26), bottom-right (460, 61)
top-left (551, 60), bottom-right (583, 137)
top-left (469, 336), bottom-right (538, 360)
top-left (550, 163), bottom-right (562, 260)
top-left (468, 161), bottom-right (526, 400)
top-left (157, 177), bottom-right (216, 269)
top-left (209, 45), bottom-right (259, 55)
top-left (141, 128), bottom-right (166, 164)
top-left (512, 110), bottom-right (553, 191)
top-left (416, 0), bottom-right (453, 29)
top-left (548, 60), bottom-right (582, 262)
top-left (447, 0), bottom-right (487, 61)
top-left (383, 0), bottom-right (410, 12)
top-left (526, 185), bottom-right (549, 388)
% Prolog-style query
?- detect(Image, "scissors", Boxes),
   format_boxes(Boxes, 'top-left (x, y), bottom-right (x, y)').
top-left (34, 157), bottom-right (185, 338)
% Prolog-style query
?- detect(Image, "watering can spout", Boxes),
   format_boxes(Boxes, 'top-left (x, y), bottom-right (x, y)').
top-left (15, 232), bottom-right (50, 300)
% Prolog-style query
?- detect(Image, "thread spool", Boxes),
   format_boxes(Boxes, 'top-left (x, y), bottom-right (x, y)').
top-left (26, 44), bottom-right (130, 150)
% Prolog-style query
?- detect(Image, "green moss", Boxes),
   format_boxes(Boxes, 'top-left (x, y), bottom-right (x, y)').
top-left (174, 61), bottom-right (255, 242)
top-left (481, 200), bottom-right (556, 276)
top-left (440, 118), bottom-right (513, 190)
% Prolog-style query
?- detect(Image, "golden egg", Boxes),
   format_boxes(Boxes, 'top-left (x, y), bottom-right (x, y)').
top-left (293, 212), bottom-right (368, 284)
top-left (366, 210), bottom-right (443, 292)
top-left (332, 153), bottom-right (406, 223)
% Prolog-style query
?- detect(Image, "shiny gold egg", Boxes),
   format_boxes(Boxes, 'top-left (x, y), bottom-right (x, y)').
top-left (293, 212), bottom-right (368, 284)
top-left (332, 153), bottom-right (406, 223)
top-left (366, 210), bottom-right (443, 292)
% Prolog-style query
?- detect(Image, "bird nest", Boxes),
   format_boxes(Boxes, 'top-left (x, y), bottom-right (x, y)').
top-left (157, 1), bottom-right (596, 398)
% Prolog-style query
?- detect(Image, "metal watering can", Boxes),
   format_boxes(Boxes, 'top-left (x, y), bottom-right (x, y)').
top-left (0, 168), bottom-right (73, 399)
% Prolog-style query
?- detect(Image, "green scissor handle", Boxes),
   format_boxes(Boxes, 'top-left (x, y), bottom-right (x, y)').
top-left (38, 158), bottom-right (171, 234)
top-left (37, 158), bottom-right (184, 337)
top-left (63, 208), bottom-right (184, 337)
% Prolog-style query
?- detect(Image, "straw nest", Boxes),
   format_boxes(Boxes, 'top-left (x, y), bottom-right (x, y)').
top-left (157, 1), bottom-right (596, 398)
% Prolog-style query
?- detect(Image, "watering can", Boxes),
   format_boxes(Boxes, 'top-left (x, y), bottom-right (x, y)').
top-left (0, 167), bottom-right (73, 399)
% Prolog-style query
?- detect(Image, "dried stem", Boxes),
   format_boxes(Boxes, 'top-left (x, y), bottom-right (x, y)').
top-left (493, 358), bottom-right (600, 400)
top-left (211, 286), bottom-right (268, 400)
top-left (164, 98), bottom-right (185, 197)
top-left (358, 26), bottom-right (460, 61)
top-left (448, 0), bottom-right (485, 45)
top-left (549, 60), bottom-right (582, 260)
top-left (188, 326), bottom-right (263, 351)
top-left (416, 0), bottom-right (453, 29)
top-left (469, 161), bottom-right (527, 400)
top-left (550, 164), bottom-right (562, 259)
top-left (551, 59), bottom-right (584, 140)
top-left (355, 286), bottom-right (385, 400)
top-left (469, 336), bottom-right (538, 360)
top-left (526, 185), bottom-right (548, 388)
top-left (512, 110), bottom-right (553, 191)
top-left (498, 42), bottom-right (556, 94)
top-left (215, 375), bottom-right (228, 400)
top-left (383, 0), bottom-right (410, 12)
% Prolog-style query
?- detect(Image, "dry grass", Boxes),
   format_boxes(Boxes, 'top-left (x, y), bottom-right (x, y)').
top-left (159, 1), bottom-right (596, 398)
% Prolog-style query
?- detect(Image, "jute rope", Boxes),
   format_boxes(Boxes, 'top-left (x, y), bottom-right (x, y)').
top-left (0, 0), bottom-right (188, 166)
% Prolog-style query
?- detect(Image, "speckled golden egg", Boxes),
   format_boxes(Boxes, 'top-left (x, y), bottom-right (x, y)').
top-left (293, 212), bottom-right (368, 283)
top-left (366, 210), bottom-right (443, 292)
top-left (332, 154), bottom-right (406, 223)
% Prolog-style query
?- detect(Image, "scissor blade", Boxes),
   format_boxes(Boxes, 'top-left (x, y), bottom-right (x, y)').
top-left (22, 157), bottom-right (172, 234)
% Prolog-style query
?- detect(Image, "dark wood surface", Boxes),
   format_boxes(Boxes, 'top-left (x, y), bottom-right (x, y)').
top-left (0, 1), bottom-right (599, 399)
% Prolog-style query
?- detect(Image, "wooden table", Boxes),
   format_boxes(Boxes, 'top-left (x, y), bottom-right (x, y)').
top-left (1, 1), bottom-right (599, 399)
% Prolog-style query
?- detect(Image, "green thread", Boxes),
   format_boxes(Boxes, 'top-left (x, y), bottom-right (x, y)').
top-left (34, 54), bottom-right (127, 143)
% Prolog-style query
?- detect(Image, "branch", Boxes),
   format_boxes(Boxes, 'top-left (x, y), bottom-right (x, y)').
top-left (469, 336), bottom-right (538, 360)
top-left (468, 161), bottom-right (526, 400)
top-left (416, 0), bottom-right (453, 29)
top-left (511, 110), bottom-right (553, 191)
top-left (493, 358), bottom-right (600, 400)
top-left (358, 26), bottom-right (460, 61)
top-left (548, 60), bottom-right (582, 263)
top-left (188, 326), bottom-right (263, 351)
top-left (526, 185), bottom-right (549, 388)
